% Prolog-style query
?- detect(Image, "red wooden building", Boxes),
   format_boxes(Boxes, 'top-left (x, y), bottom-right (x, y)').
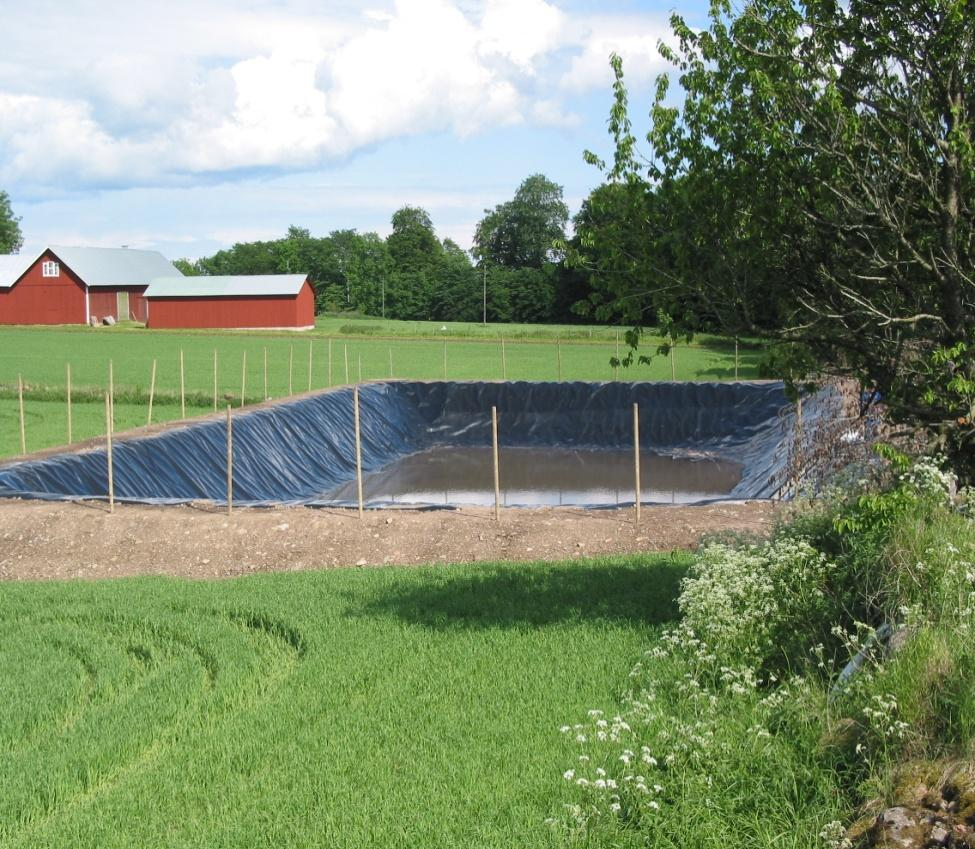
top-left (0, 245), bottom-right (182, 325)
top-left (144, 275), bottom-right (315, 330)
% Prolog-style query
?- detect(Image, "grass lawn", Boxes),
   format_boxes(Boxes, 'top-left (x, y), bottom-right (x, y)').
top-left (0, 554), bottom-right (686, 849)
top-left (0, 324), bottom-right (763, 458)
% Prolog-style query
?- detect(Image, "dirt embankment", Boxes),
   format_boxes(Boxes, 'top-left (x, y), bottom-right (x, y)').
top-left (0, 499), bottom-right (779, 581)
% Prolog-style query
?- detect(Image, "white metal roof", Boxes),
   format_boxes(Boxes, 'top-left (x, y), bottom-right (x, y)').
top-left (49, 245), bottom-right (183, 288)
top-left (145, 274), bottom-right (308, 298)
top-left (0, 251), bottom-right (43, 289)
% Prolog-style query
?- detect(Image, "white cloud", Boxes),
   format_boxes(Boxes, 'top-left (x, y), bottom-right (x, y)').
top-left (0, 1), bottom-right (670, 192)
top-left (478, 0), bottom-right (565, 69)
top-left (324, 0), bottom-right (524, 146)
top-left (559, 15), bottom-right (674, 92)
top-left (530, 99), bottom-right (582, 129)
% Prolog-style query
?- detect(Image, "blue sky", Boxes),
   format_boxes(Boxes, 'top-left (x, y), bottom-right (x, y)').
top-left (0, 0), bottom-right (706, 260)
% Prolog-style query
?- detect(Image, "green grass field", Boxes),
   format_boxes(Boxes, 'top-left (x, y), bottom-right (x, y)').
top-left (0, 322), bottom-right (763, 458)
top-left (0, 554), bottom-right (685, 849)
top-left (312, 314), bottom-right (757, 347)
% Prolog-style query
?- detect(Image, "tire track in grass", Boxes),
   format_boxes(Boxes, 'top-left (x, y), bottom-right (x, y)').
top-left (1, 606), bottom-right (306, 847)
top-left (0, 614), bottom-right (212, 843)
top-left (0, 620), bottom-right (142, 755)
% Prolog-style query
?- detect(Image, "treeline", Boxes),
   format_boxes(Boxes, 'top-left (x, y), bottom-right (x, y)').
top-left (179, 175), bottom-right (592, 325)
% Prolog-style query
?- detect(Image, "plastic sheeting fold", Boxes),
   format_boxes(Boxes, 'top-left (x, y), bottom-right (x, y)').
top-left (0, 381), bottom-right (802, 507)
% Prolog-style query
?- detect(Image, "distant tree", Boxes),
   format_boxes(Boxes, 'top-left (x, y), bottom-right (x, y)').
top-left (434, 239), bottom-right (480, 321)
top-left (387, 207), bottom-right (442, 274)
top-left (346, 233), bottom-right (393, 316)
top-left (474, 174), bottom-right (568, 269)
top-left (0, 190), bottom-right (23, 254)
top-left (386, 206), bottom-right (444, 320)
top-left (172, 258), bottom-right (200, 276)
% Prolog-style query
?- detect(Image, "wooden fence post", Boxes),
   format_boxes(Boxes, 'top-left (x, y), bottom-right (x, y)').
top-left (17, 374), bottom-right (25, 455)
top-left (147, 359), bottom-right (157, 425)
top-left (226, 405), bottom-right (233, 516)
top-left (179, 349), bottom-right (185, 418)
top-left (105, 393), bottom-right (114, 513)
top-left (353, 385), bottom-right (364, 519)
top-left (66, 363), bottom-right (72, 444)
top-left (492, 406), bottom-right (501, 521)
top-left (633, 403), bottom-right (641, 526)
top-left (109, 359), bottom-right (115, 430)
top-left (240, 350), bottom-right (247, 408)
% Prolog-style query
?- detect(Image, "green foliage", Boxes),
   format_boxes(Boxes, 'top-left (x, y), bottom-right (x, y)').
top-left (193, 225), bottom-right (393, 317)
top-left (171, 258), bottom-right (198, 276)
top-left (920, 341), bottom-right (975, 481)
top-left (474, 174), bottom-right (568, 269)
top-left (186, 204), bottom-right (584, 325)
top-left (578, 1), bottom-right (975, 478)
top-left (555, 457), bottom-right (975, 846)
top-left (0, 189), bottom-right (23, 254)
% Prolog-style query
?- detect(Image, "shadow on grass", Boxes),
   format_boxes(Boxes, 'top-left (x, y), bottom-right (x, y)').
top-left (354, 557), bottom-right (688, 630)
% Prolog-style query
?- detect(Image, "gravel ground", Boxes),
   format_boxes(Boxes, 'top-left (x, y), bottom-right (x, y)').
top-left (0, 498), bottom-right (780, 581)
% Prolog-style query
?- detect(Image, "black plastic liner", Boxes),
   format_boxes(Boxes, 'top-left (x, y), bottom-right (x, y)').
top-left (0, 381), bottom-right (801, 507)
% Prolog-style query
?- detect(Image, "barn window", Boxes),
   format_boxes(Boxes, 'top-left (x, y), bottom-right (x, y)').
top-left (42, 261), bottom-right (60, 277)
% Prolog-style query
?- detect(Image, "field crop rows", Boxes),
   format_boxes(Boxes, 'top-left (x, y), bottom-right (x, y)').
top-left (0, 325), bottom-right (763, 458)
top-left (0, 556), bottom-right (685, 849)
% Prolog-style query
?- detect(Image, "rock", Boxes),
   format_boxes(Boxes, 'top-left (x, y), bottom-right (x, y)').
top-left (355, 558), bottom-right (367, 566)
top-left (929, 823), bottom-right (950, 846)
top-left (102, 315), bottom-right (116, 326)
top-left (867, 807), bottom-right (929, 848)
top-left (274, 523), bottom-right (289, 531)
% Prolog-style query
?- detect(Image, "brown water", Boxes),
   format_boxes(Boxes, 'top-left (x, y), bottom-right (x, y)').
top-left (329, 446), bottom-right (743, 506)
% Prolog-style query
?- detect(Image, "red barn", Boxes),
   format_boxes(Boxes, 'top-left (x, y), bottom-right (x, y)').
top-left (144, 275), bottom-right (315, 330)
top-left (0, 245), bottom-right (183, 325)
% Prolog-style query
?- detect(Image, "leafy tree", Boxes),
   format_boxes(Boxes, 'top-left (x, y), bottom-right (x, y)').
top-left (346, 233), bottom-right (393, 317)
top-left (385, 206), bottom-right (444, 320)
top-left (0, 191), bottom-right (23, 254)
top-left (387, 207), bottom-right (441, 275)
top-left (474, 174), bottom-right (568, 269)
top-left (577, 1), bottom-right (975, 474)
top-left (172, 258), bottom-right (199, 276)
top-left (434, 239), bottom-right (480, 321)
top-left (472, 174), bottom-right (571, 323)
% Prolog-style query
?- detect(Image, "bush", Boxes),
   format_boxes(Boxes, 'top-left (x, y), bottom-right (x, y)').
top-left (551, 453), bottom-right (975, 847)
